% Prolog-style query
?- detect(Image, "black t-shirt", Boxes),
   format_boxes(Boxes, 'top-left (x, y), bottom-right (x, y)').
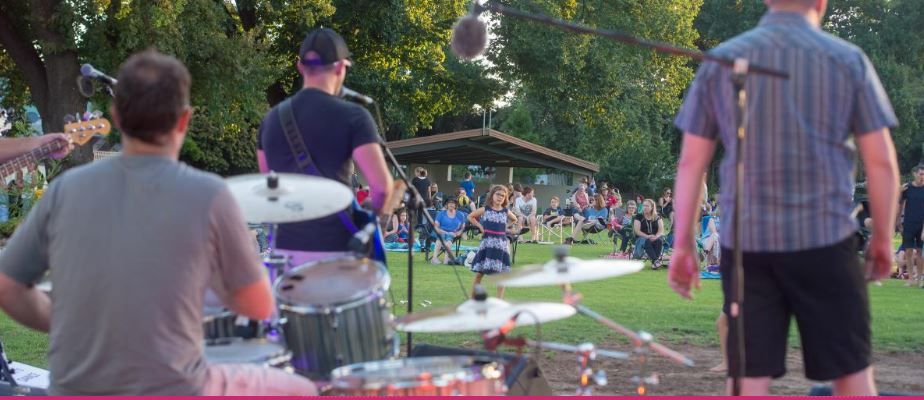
top-left (258, 88), bottom-right (379, 251)
top-left (543, 206), bottom-right (562, 217)
top-left (901, 183), bottom-right (924, 224)
top-left (411, 176), bottom-right (432, 207)
top-left (634, 214), bottom-right (661, 235)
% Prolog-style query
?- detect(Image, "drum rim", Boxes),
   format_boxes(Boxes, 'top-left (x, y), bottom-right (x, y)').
top-left (329, 356), bottom-right (499, 390)
top-left (274, 256), bottom-right (391, 313)
top-left (203, 338), bottom-right (293, 366)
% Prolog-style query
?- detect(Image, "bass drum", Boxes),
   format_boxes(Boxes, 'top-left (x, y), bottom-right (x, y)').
top-left (274, 257), bottom-right (395, 379)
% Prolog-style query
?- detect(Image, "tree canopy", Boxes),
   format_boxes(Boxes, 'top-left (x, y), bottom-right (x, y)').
top-left (1, 0), bottom-right (920, 188)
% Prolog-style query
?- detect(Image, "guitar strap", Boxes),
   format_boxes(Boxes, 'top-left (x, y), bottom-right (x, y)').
top-left (277, 97), bottom-right (359, 234)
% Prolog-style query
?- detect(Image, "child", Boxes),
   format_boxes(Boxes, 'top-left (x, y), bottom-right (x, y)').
top-left (542, 196), bottom-right (564, 227)
top-left (468, 184), bottom-right (518, 299)
top-left (396, 210), bottom-right (409, 243)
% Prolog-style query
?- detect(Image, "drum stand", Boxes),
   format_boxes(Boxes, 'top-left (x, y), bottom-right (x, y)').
top-left (0, 338), bottom-right (18, 390)
top-left (261, 222), bottom-right (290, 285)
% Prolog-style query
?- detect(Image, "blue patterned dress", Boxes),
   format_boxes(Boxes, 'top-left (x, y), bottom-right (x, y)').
top-left (470, 207), bottom-right (511, 274)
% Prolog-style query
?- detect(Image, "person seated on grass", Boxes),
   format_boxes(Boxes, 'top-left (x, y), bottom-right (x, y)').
top-left (542, 196), bottom-right (565, 227)
top-left (514, 186), bottom-right (539, 243)
top-left (430, 183), bottom-right (444, 210)
top-left (431, 198), bottom-right (465, 264)
top-left (576, 194), bottom-right (608, 244)
top-left (456, 187), bottom-right (474, 212)
top-left (565, 184), bottom-right (591, 244)
top-left (382, 208), bottom-right (400, 243)
top-left (608, 200), bottom-right (637, 256)
top-left (701, 203), bottom-right (720, 266)
top-left (633, 198), bottom-right (666, 269)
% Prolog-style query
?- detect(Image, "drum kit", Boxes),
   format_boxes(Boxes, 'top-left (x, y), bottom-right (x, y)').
top-left (202, 172), bottom-right (695, 396)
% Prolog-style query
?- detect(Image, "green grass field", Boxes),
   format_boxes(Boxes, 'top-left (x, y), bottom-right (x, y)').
top-left (2, 233), bottom-right (923, 368)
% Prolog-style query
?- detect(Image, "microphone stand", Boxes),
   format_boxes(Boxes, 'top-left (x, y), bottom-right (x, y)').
top-left (362, 100), bottom-right (470, 356)
top-left (471, 2), bottom-right (787, 395)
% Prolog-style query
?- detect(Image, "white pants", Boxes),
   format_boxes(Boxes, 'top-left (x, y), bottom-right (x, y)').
top-left (203, 363), bottom-right (317, 396)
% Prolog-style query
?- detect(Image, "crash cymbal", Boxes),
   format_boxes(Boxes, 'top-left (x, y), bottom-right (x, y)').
top-left (226, 172), bottom-right (353, 223)
top-left (395, 297), bottom-right (575, 333)
top-left (498, 257), bottom-right (643, 287)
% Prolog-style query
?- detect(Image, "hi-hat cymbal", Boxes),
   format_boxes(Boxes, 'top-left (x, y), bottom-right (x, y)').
top-left (226, 173), bottom-right (353, 223)
top-left (498, 257), bottom-right (643, 287)
top-left (395, 297), bottom-right (575, 333)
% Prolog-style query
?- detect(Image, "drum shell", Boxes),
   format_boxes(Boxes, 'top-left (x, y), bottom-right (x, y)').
top-left (275, 258), bottom-right (394, 379)
top-left (203, 309), bottom-right (260, 340)
top-left (328, 356), bottom-right (506, 396)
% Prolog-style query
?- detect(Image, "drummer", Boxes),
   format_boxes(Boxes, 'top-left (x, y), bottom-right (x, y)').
top-left (256, 27), bottom-right (393, 265)
top-left (0, 50), bottom-right (316, 395)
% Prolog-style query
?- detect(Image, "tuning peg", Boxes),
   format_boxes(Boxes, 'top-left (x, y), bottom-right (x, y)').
top-left (91, 110), bottom-right (103, 119)
top-left (63, 114), bottom-right (77, 124)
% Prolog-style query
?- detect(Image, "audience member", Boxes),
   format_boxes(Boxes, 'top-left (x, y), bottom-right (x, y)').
top-left (514, 186), bottom-right (539, 243)
top-left (633, 198), bottom-right (665, 269)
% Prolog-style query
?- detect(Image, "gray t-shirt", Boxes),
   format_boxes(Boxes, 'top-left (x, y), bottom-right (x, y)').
top-left (0, 155), bottom-right (264, 395)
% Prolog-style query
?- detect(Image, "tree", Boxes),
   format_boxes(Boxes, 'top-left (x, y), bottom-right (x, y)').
top-left (486, 0), bottom-right (702, 193)
top-left (694, 0), bottom-right (924, 173)
top-left (0, 0), bottom-right (90, 165)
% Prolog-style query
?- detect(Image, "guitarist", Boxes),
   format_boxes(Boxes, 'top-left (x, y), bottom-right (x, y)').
top-left (0, 134), bottom-right (71, 164)
top-left (257, 27), bottom-right (393, 265)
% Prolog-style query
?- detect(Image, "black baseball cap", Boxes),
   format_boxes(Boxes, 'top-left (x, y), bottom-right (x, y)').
top-left (299, 27), bottom-right (351, 66)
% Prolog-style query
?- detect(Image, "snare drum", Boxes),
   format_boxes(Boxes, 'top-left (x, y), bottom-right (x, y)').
top-left (329, 356), bottom-right (506, 396)
top-left (204, 338), bottom-right (291, 368)
top-left (274, 257), bottom-right (395, 379)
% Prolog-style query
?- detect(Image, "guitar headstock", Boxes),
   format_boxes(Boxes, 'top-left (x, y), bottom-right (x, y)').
top-left (63, 118), bottom-right (111, 145)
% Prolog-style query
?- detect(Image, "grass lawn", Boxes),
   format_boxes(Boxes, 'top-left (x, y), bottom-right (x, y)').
top-left (3, 232), bottom-right (922, 368)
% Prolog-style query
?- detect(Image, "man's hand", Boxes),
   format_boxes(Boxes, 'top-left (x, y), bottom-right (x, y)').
top-left (668, 245), bottom-right (700, 300)
top-left (865, 237), bottom-right (893, 282)
top-left (42, 133), bottom-right (73, 159)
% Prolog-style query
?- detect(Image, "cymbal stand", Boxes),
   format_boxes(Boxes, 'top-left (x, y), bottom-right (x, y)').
top-left (0, 338), bottom-right (18, 390)
top-left (629, 331), bottom-right (660, 396)
top-left (549, 246), bottom-right (693, 368)
top-left (564, 294), bottom-right (694, 368)
top-left (258, 173), bottom-right (291, 285)
top-left (575, 343), bottom-right (607, 396)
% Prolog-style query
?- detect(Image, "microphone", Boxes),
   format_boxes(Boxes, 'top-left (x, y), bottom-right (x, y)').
top-left (80, 64), bottom-right (117, 86)
top-left (348, 222), bottom-right (378, 254)
top-left (340, 86), bottom-right (373, 105)
top-left (450, 1), bottom-right (488, 60)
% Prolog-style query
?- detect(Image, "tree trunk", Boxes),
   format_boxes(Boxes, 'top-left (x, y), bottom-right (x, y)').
top-left (29, 0), bottom-right (91, 166)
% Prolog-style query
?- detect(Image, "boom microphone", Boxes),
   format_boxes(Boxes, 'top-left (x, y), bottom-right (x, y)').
top-left (340, 86), bottom-right (374, 105)
top-left (80, 64), bottom-right (118, 86)
top-left (450, 2), bottom-right (488, 60)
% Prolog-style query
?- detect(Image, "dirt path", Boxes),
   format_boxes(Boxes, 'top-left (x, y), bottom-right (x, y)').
top-left (535, 343), bottom-right (924, 396)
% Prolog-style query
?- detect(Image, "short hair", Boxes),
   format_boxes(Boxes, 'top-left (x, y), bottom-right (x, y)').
top-left (416, 167), bottom-right (428, 177)
top-left (464, 171), bottom-right (472, 179)
top-left (114, 49), bottom-right (190, 144)
top-left (551, 196), bottom-right (560, 202)
top-left (513, 183), bottom-right (523, 192)
top-left (913, 164), bottom-right (924, 174)
top-left (522, 186), bottom-right (533, 195)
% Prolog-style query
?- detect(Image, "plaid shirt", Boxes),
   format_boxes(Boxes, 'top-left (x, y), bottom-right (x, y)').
top-left (675, 12), bottom-right (897, 252)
